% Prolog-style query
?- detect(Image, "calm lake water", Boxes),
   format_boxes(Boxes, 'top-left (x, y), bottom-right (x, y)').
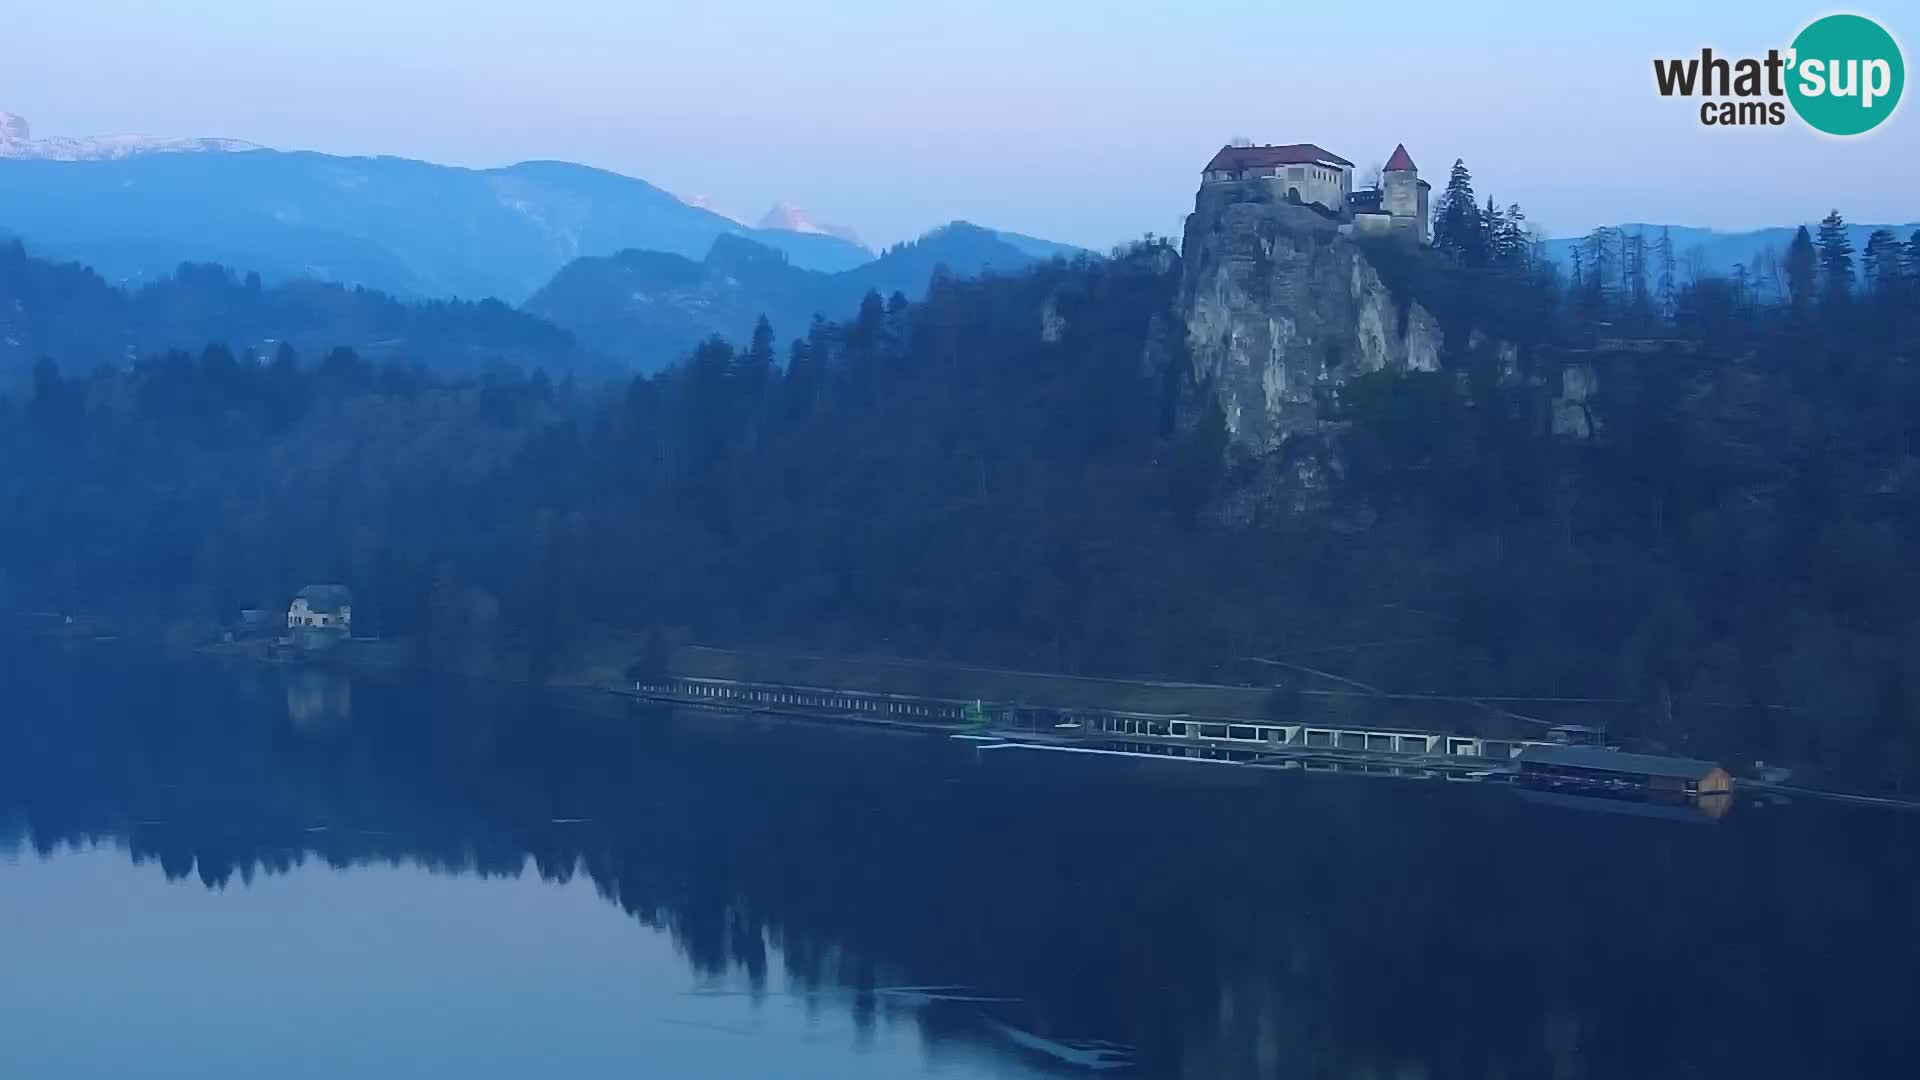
top-left (1, 642), bottom-right (1916, 1079)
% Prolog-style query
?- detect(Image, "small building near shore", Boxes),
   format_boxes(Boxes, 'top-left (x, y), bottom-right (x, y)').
top-left (287, 584), bottom-right (353, 650)
top-left (1517, 746), bottom-right (1732, 798)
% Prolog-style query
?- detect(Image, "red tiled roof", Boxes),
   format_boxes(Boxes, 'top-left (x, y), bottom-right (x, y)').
top-left (1383, 143), bottom-right (1417, 172)
top-left (1203, 143), bottom-right (1354, 173)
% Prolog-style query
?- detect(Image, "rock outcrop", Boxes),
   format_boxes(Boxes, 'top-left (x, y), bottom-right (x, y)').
top-left (1179, 191), bottom-right (1442, 453)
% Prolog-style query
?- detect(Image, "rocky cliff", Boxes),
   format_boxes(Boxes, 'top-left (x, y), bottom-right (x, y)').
top-left (1178, 191), bottom-right (1443, 452)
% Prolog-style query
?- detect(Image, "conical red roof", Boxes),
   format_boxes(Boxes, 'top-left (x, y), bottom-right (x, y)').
top-left (1383, 144), bottom-right (1417, 173)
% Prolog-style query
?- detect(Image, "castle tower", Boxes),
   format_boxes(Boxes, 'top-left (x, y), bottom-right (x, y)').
top-left (1381, 144), bottom-right (1430, 245)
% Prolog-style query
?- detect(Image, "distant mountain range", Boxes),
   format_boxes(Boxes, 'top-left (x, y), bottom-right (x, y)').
top-left (1, 217), bottom-right (1078, 380)
top-left (0, 110), bottom-right (1086, 379)
top-left (0, 110), bottom-right (259, 160)
top-left (525, 222), bottom-right (1071, 370)
top-left (0, 148), bottom-right (870, 303)
top-left (1538, 221), bottom-right (1920, 284)
top-left (0, 111), bottom-right (1094, 316)
top-left (0, 112), bottom-right (889, 301)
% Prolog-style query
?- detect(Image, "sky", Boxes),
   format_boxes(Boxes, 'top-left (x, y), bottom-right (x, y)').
top-left (5, 0), bottom-right (1916, 249)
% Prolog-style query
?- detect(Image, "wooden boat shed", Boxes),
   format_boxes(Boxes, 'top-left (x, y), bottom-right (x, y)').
top-left (1516, 746), bottom-right (1732, 797)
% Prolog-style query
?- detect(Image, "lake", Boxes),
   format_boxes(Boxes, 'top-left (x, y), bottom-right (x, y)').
top-left (1, 641), bottom-right (1915, 1079)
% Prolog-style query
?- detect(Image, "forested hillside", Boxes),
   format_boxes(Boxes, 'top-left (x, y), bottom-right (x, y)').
top-left (523, 222), bottom-right (1049, 371)
top-left (1537, 220), bottom-right (1920, 299)
top-left (0, 239), bottom-right (598, 379)
top-left (4, 197), bottom-right (1919, 790)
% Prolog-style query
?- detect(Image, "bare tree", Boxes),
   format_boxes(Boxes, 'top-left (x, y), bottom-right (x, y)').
top-left (1683, 245), bottom-right (1708, 285)
top-left (1656, 227), bottom-right (1677, 318)
top-left (1752, 245), bottom-right (1784, 304)
top-left (1583, 227), bottom-right (1618, 300)
top-left (1624, 229), bottom-right (1649, 315)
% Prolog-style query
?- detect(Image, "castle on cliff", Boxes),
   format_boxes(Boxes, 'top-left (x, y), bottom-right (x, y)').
top-left (1200, 141), bottom-right (1430, 245)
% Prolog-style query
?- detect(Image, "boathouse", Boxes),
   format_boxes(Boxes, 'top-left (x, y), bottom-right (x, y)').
top-left (1516, 746), bottom-right (1731, 797)
top-left (631, 645), bottom-right (1548, 763)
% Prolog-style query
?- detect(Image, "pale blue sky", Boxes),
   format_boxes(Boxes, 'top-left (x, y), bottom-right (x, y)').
top-left (6, 0), bottom-right (1914, 248)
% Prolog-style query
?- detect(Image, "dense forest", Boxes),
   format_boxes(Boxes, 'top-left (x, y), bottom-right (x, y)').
top-left (0, 224), bottom-right (1057, 380)
top-left (522, 222), bottom-right (1050, 369)
top-left (0, 239), bottom-right (595, 378)
top-left (4, 167), bottom-right (1919, 789)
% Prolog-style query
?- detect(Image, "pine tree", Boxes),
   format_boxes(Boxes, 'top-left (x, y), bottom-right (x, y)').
top-left (1582, 227), bottom-right (1618, 306)
top-left (884, 290), bottom-right (911, 354)
top-left (1503, 203), bottom-right (1529, 266)
top-left (1478, 198), bottom-right (1529, 267)
top-left (1656, 227), bottom-right (1677, 318)
top-left (1863, 229), bottom-right (1903, 297)
top-left (735, 315), bottom-right (776, 400)
top-left (805, 315), bottom-right (836, 369)
top-left (1482, 197), bottom-right (1505, 264)
top-left (1785, 225), bottom-right (1817, 308)
top-left (797, 314), bottom-right (838, 407)
top-left (1434, 159), bottom-right (1484, 265)
top-left (782, 337), bottom-right (818, 417)
top-left (679, 337), bottom-right (736, 491)
top-left (1815, 209), bottom-right (1854, 302)
top-left (847, 290), bottom-right (886, 355)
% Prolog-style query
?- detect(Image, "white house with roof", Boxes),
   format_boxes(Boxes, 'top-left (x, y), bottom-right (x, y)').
top-left (288, 584), bottom-right (353, 648)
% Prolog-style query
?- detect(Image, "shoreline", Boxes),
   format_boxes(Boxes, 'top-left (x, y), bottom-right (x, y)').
top-left (13, 611), bottom-right (1914, 809)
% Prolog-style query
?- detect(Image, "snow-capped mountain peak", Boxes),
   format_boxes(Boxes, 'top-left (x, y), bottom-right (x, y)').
top-left (758, 200), bottom-right (823, 234)
top-left (0, 111), bottom-right (259, 161)
top-left (679, 193), bottom-right (751, 227)
top-left (756, 201), bottom-right (865, 249)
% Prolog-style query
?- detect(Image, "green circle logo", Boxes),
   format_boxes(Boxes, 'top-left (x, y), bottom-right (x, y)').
top-left (1787, 14), bottom-right (1904, 135)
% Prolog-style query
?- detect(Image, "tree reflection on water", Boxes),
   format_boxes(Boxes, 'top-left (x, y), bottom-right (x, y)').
top-left (1, 643), bottom-right (1915, 1079)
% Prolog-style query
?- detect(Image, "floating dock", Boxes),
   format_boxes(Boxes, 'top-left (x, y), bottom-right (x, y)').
top-left (619, 673), bottom-right (1529, 761)
top-left (609, 646), bottom-right (1743, 821)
